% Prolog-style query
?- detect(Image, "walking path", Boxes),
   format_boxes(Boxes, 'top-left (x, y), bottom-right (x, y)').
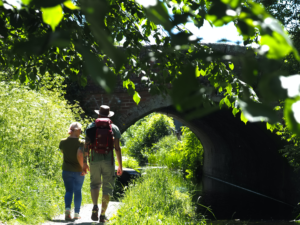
top-left (42, 202), bottom-right (123, 225)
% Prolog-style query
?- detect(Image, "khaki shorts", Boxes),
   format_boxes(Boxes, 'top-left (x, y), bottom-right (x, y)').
top-left (90, 161), bottom-right (115, 196)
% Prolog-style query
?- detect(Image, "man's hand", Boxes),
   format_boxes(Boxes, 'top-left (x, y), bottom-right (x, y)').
top-left (117, 166), bottom-right (123, 176)
top-left (114, 138), bottom-right (123, 176)
top-left (81, 163), bottom-right (90, 176)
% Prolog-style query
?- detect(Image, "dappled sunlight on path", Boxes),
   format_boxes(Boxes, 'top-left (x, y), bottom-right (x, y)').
top-left (43, 202), bottom-right (122, 225)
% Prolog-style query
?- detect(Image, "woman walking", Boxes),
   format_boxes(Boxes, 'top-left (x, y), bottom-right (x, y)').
top-left (59, 122), bottom-right (86, 220)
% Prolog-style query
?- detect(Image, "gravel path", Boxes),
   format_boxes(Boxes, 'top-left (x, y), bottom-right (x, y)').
top-left (42, 202), bottom-right (123, 225)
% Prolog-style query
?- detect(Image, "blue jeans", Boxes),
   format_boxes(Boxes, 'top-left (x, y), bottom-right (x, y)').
top-left (62, 171), bottom-right (85, 213)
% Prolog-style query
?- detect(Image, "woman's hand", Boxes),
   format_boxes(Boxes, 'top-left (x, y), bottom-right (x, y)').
top-left (81, 163), bottom-right (89, 176)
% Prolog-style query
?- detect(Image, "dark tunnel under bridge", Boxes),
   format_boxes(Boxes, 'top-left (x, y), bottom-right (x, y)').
top-left (113, 101), bottom-right (300, 219)
top-left (157, 106), bottom-right (300, 220)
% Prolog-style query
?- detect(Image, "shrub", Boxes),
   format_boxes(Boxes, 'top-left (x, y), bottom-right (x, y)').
top-left (116, 156), bottom-right (139, 171)
top-left (147, 135), bottom-right (181, 169)
top-left (149, 127), bottom-right (204, 179)
top-left (121, 113), bottom-right (175, 165)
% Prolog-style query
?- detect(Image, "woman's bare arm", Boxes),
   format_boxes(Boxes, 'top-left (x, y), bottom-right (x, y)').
top-left (77, 146), bottom-right (84, 169)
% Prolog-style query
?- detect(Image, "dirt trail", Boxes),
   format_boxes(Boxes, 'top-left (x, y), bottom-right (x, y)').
top-left (42, 202), bottom-right (122, 225)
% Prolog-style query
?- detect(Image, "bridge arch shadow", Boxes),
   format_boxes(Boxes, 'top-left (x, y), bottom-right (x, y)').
top-left (116, 99), bottom-right (300, 220)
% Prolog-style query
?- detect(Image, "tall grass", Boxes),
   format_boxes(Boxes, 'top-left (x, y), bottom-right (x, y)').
top-left (110, 168), bottom-right (206, 225)
top-left (0, 80), bottom-right (92, 224)
top-left (148, 127), bottom-right (204, 179)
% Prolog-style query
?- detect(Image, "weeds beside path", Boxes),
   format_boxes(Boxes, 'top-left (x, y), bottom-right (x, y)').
top-left (42, 202), bottom-right (123, 225)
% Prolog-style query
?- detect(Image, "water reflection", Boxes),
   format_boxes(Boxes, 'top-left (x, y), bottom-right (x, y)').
top-left (196, 175), bottom-right (294, 220)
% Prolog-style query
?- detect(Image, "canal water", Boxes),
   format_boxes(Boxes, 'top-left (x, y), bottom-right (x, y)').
top-left (196, 175), bottom-right (295, 220)
top-left (115, 167), bottom-right (296, 221)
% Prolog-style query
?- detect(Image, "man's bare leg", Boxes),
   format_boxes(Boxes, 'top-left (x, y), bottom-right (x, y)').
top-left (91, 189), bottom-right (100, 221)
top-left (91, 189), bottom-right (100, 205)
top-left (101, 194), bottom-right (110, 215)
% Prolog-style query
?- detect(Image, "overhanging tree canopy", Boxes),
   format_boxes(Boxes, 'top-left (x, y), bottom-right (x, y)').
top-left (1, 0), bottom-right (300, 135)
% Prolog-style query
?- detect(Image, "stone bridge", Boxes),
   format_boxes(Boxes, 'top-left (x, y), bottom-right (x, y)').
top-left (76, 44), bottom-right (300, 219)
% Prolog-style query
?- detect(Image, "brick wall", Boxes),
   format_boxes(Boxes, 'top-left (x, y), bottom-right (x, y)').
top-left (77, 43), bottom-right (248, 130)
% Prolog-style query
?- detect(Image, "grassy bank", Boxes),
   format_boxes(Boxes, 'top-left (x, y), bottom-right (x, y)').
top-left (0, 81), bottom-right (92, 224)
top-left (110, 168), bottom-right (206, 225)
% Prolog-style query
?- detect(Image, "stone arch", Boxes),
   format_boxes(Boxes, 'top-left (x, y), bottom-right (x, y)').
top-left (113, 94), bottom-right (172, 133)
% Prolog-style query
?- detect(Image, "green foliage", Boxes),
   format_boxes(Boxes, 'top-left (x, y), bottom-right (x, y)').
top-left (110, 168), bottom-right (206, 225)
top-left (121, 113), bottom-right (175, 165)
top-left (274, 114), bottom-right (300, 170)
top-left (147, 135), bottom-right (181, 169)
top-left (2, 0), bottom-right (300, 135)
top-left (116, 156), bottom-right (139, 171)
top-left (149, 127), bottom-right (204, 180)
top-left (0, 81), bottom-right (92, 224)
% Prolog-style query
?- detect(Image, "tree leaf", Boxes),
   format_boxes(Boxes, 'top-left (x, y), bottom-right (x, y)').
top-left (133, 91), bottom-right (141, 105)
top-left (80, 0), bottom-right (126, 71)
top-left (185, 105), bottom-right (219, 121)
top-left (30, 0), bottom-right (65, 8)
top-left (226, 84), bottom-right (232, 95)
top-left (19, 70), bottom-right (26, 83)
top-left (260, 18), bottom-right (300, 60)
top-left (64, 1), bottom-right (80, 10)
top-left (21, 0), bottom-right (30, 5)
top-left (229, 62), bottom-right (234, 70)
top-left (219, 98), bottom-right (225, 109)
top-left (240, 112), bottom-right (248, 124)
top-left (279, 75), bottom-right (300, 98)
top-left (41, 5), bottom-right (64, 31)
top-left (40, 66), bottom-right (46, 75)
top-left (144, 2), bottom-right (172, 31)
top-left (239, 99), bottom-right (279, 123)
top-left (75, 44), bottom-right (116, 93)
top-left (195, 66), bottom-right (200, 77)
top-left (266, 122), bottom-right (276, 132)
top-left (123, 79), bottom-right (135, 90)
top-left (232, 107), bottom-right (239, 117)
top-left (0, 56), bottom-right (5, 65)
top-left (224, 96), bottom-right (231, 107)
top-left (116, 33), bottom-right (123, 42)
top-left (80, 76), bottom-right (87, 87)
top-left (171, 32), bottom-right (193, 45)
top-left (284, 97), bottom-right (300, 136)
top-left (29, 71), bottom-right (36, 81)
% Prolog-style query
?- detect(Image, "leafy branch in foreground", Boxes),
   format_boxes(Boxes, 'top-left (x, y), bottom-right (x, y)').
top-left (1, 0), bottom-right (300, 135)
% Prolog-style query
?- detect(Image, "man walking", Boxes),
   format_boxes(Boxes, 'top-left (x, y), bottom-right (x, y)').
top-left (83, 105), bottom-right (123, 223)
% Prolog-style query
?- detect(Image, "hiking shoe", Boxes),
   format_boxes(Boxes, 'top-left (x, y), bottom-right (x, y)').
top-left (99, 215), bottom-right (109, 223)
top-left (91, 205), bottom-right (99, 221)
top-left (74, 213), bottom-right (81, 220)
top-left (65, 209), bottom-right (72, 221)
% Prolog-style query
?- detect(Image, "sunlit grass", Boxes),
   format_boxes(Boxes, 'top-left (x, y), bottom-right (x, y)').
top-left (0, 81), bottom-right (92, 224)
top-left (110, 168), bottom-right (207, 225)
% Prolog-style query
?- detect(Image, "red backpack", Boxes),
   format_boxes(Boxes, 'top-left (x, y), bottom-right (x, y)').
top-left (89, 118), bottom-right (114, 162)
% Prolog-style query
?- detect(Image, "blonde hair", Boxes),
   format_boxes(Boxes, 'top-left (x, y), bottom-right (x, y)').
top-left (68, 122), bottom-right (82, 134)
